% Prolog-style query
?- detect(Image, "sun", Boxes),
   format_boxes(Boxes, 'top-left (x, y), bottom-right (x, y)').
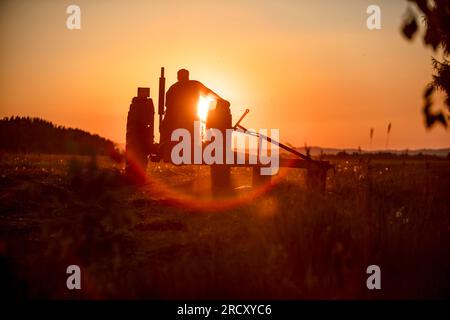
top-left (197, 95), bottom-right (215, 123)
top-left (197, 95), bottom-right (215, 141)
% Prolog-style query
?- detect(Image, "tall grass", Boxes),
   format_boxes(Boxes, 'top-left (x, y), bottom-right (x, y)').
top-left (0, 154), bottom-right (449, 299)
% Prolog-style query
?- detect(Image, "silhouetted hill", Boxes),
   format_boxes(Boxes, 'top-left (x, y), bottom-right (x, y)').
top-left (0, 116), bottom-right (115, 155)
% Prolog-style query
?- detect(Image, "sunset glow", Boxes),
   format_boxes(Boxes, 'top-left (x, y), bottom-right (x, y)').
top-left (0, 0), bottom-right (449, 303)
top-left (0, 0), bottom-right (449, 149)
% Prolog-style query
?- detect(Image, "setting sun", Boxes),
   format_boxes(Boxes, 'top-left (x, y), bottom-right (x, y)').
top-left (197, 95), bottom-right (215, 140)
top-left (197, 95), bottom-right (215, 122)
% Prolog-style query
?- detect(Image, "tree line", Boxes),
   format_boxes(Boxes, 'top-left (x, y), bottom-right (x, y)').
top-left (0, 116), bottom-right (116, 155)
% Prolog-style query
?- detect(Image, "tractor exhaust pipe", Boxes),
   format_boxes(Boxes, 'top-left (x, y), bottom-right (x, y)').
top-left (158, 67), bottom-right (166, 133)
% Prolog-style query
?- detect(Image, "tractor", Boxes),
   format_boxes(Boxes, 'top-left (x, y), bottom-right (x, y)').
top-left (125, 67), bottom-right (332, 194)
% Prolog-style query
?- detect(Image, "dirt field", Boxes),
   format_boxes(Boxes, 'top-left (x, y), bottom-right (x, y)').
top-left (0, 153), bottom-right (449, 299)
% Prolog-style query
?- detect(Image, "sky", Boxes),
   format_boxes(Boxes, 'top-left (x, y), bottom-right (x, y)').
top-left (0, 0), bottom-right (449, 149)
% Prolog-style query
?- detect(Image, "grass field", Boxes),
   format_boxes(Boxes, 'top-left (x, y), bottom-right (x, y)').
top-left (0, 153), bottom-right (449, 299)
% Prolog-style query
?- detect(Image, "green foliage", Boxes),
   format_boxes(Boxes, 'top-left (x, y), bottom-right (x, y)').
top-left (401, 0), bottom-right (450, 128)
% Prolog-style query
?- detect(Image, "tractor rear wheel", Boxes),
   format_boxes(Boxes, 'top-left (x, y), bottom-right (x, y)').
top-left (125, 97), bottom-right (154, 184)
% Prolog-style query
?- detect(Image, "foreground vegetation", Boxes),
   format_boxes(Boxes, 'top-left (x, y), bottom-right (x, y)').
top-left (0, 153), bottom-right (449, 299)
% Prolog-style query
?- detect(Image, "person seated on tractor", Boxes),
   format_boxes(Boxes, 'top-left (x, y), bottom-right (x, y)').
top-left (160, 68), bottom-right (229, 161)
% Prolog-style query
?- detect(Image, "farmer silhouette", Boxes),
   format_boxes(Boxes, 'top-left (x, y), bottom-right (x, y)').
top-left (160, 68), bottom-right (229, 160)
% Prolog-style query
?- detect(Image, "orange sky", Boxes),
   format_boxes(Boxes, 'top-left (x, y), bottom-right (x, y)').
top-left (0, 0), bottom-right (449, 149)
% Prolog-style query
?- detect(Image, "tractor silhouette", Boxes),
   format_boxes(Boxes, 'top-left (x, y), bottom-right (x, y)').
top-left (125, 67), bottom-right (332, 194)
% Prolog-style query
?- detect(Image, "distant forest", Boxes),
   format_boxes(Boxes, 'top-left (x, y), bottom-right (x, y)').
top-left (0, 116), bottom-right (116, 155)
